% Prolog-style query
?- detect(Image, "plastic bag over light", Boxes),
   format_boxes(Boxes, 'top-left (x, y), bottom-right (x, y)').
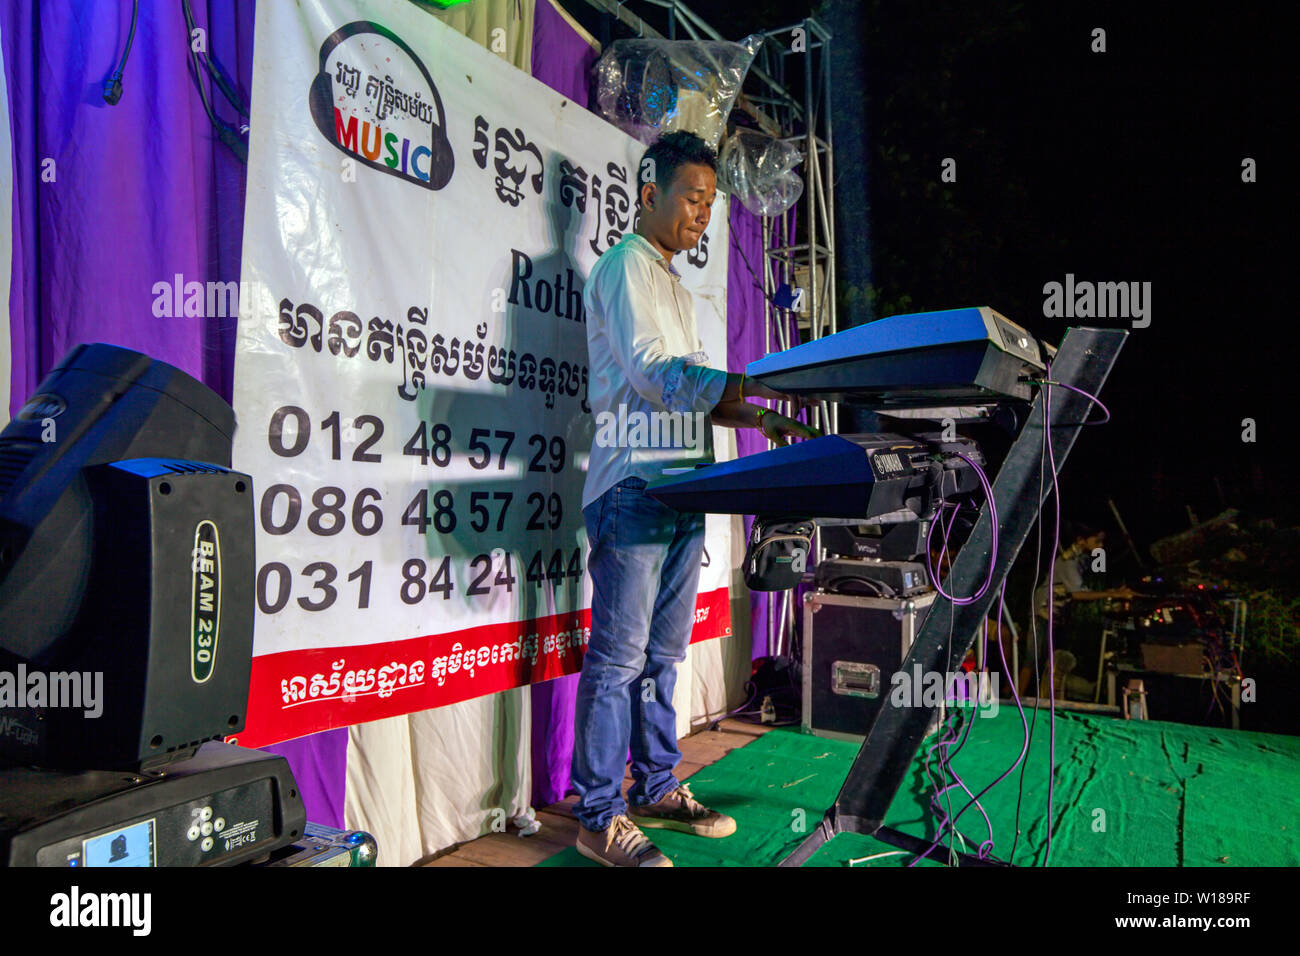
top-left (593, 35), bottom-right (763, 151)
top-left (718, 128), bottom-right (804, 218)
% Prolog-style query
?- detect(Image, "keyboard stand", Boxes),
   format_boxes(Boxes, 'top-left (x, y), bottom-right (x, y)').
top-left (778, 326), bottom-right (1128, 867)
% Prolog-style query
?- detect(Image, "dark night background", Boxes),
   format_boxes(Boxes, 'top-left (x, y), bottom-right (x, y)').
top-left (569, 0), bottom-right (1294, 727)
top-left (687, 0), bottom-right (1287, 543)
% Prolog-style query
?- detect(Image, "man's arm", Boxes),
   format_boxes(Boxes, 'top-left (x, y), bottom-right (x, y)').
top-left (594, 255), bottom-right (818, 442)
top-left (709, 399), bottom-right (763, 429)
top-left (597, 256), bottom-right (728, 414)
top-left (710, 398), bottom-right (820, 445)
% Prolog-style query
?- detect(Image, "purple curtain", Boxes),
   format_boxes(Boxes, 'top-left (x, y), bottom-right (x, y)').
top-left (2, 0), bottom-right (346, 829)
top-left (4, 0), bottom-right (249, 411)
top-left (726, 203), bottom-right (772, 658)
top-left (531, 0), bottom-right (598, 109)
top-left (1, 2), bottom-right (37, 414)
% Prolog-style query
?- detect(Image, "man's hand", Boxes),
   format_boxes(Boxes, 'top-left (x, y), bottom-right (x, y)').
top-left (746, 377), bottom-right (808, 412)
top-left (759, 411), bottom-right (822, 446)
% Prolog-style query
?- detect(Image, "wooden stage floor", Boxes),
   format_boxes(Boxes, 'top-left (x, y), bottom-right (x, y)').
top-left (424, 718), bottom-right (775, 867)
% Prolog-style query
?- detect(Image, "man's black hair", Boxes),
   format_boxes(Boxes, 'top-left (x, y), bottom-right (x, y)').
top-left (638, 130), bottom-right (717, 197)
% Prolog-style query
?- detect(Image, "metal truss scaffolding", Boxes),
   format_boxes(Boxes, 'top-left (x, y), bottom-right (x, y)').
top-left (573, 0), bottom-right (836, 659)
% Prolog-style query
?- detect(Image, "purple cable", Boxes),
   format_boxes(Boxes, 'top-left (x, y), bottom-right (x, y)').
top-left (951, 621), bottom-right (1002, 857)
top-left (960, 621), bottom-right (998, 855)
top-left (914, 367), bottom-right (1104, 867)
top-left (937, 368), bottom-right (1075, 866)
top-left (946, 726), bottom-right (996, 856)
top-left (925, 453), bottom-right (999, 606)
top-left (912, 720), bottom-right (963, 866)
top-left (911, 454), bottom-right (1004, 864)
top-left (994, 580), bottom-right (1033, 774)
top-left (913, 653), bottom-right (965, 868)
top-left (1030, 379), bottom-right (1111, 424)
top-left (912, 705), bottom-right (994, 864)
top-left (938, 581), bottom-right (1034, 860)
top-left (911, 633), bottom-right (995, 864)
top-left (1043, 365), bottom-right (1062, 867)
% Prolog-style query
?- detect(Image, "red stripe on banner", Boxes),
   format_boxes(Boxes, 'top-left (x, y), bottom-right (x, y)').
top-left (232, 586), bottom-right (732, 748)
top-left (689, 584), bottom-right (733, 644)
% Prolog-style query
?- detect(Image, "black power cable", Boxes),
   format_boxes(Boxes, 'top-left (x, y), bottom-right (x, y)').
top-left (103, 0), bottom-right (140, 105)
top-left (181, 0), bottom-right (250, 163)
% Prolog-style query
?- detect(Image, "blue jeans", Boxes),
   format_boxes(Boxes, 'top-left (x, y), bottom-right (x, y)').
top-left (572, 476), bottom-right (705, 831)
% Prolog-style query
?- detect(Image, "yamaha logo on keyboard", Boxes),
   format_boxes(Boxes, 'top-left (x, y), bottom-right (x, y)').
top-left (872, 452), bottom-right (905, 475)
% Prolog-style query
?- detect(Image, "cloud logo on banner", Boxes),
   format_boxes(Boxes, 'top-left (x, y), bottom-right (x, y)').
top-left (309, 20), bottom-right (455, 190)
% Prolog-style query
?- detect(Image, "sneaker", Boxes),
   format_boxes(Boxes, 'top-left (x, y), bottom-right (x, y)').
top-left (575, 814), bottom-right (673, 867)
top-left (628, 783), bottom-right (737, 838)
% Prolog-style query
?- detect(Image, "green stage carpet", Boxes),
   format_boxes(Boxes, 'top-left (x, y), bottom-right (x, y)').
top-left (538, 707), bottom-right (1300, 867)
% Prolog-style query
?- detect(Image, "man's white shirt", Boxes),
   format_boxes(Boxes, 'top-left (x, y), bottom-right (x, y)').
top-left (582, 233), bottom-right (728, 509)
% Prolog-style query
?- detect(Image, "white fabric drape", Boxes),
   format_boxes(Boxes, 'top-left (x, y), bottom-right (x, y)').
top-left (419, 0), bottom-right (536, 74)
top-left (346, 685), bottom-right (534, 865)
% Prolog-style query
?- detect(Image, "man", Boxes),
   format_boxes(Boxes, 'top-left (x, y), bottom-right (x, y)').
top-left (574, 131), bottom-right (817, 867)
top-left (1021, 523), bottom-right (1139, 698)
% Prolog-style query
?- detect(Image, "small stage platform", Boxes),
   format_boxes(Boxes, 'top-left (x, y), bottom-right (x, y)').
top-left (427, 711), bottom-right (1300, 867)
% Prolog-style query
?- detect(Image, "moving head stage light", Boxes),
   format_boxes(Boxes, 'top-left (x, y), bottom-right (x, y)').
top-left (0, 344), bottom-right (307, 867)
top-left (0, 343), bottom-right (254, 770)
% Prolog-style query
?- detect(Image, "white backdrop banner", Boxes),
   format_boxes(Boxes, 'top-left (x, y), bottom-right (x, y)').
top-left (232, 0), bottom-right (733, 747)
